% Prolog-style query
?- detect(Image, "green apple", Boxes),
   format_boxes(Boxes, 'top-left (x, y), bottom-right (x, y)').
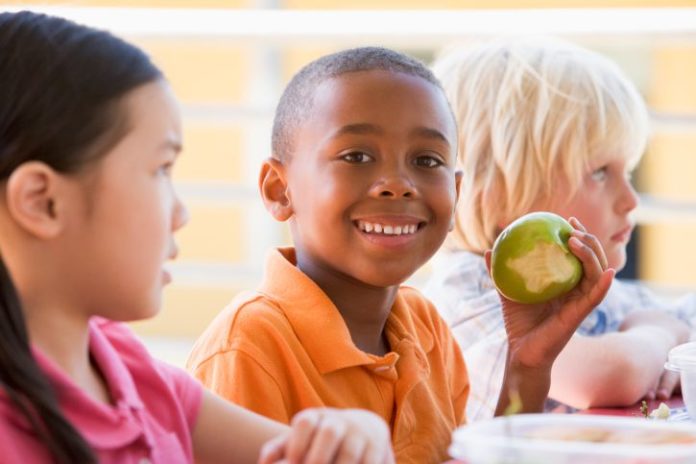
top-left (491, 212), bottom-right (583, 304)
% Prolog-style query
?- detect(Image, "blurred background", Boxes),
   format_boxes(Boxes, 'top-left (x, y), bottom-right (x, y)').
top-left (4, 0), bottom-right (696, 366)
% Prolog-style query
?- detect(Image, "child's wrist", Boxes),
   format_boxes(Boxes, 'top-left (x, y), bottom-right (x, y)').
top-left (500, 357), bottom-right (552, 414)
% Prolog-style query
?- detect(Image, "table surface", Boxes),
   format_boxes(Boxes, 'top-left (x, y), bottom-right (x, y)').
top-left (442, 396), bottom-right (687, 464)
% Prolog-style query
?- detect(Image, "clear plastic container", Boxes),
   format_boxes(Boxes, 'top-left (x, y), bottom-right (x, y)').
top-left (449, 414), bottom-right (696, 464)
top-left (666, 341), bottom-right (696, 422)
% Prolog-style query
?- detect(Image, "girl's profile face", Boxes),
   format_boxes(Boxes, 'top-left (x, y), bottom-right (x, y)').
top-left (64, 80), bottom-right (188, 321)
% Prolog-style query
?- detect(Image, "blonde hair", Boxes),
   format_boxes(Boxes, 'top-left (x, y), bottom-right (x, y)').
top-left (434, 38), bottom-right (650, 254)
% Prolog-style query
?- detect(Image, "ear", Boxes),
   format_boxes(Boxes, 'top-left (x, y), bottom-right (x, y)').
top-left (259, 157), bottom-right (293, 222)
top-left (450, 170), bottom-right (464, 232)
top-left (5, 161), bottom-right (64, 239)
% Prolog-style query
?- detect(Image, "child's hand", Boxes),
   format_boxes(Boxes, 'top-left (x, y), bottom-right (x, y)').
top-left (257, 408), bottom-right (395, 464)
top-left (648, 370), bottom-right (681, 401)
top-left (491, 217), bottom-right (614, 413)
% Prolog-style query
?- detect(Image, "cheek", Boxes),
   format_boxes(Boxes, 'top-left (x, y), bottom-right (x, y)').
top-left (429, 177), bottom-right (458, 216)
top-left (551, 192), bottom-right (603, 233)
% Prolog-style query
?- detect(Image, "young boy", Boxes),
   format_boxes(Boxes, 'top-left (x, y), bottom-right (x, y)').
top-left (423, 38), bottom-right (695, 422)
top-left (186, 46), bottom-right (613, 463)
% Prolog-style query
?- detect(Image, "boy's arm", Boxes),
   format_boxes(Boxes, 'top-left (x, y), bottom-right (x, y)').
top-left (550, 313), bottom-right (689, 409)
top-left (493, 219), bottom-right (614, 415)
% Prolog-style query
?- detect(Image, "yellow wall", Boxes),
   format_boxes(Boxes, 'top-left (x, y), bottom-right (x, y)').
top-left (640, 46), bottom-right (696, 286)
top-left (9, 1), bottom-right (696, 341)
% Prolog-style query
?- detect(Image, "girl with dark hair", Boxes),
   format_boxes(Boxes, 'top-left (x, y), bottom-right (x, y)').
top-left (0, 10), bottom-right (393, 464)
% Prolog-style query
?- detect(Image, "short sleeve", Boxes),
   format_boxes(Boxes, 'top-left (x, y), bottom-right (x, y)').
top-left (153, 360), bottom-right (204, 430)
top-left (190, 349), bottom-right (290, 424)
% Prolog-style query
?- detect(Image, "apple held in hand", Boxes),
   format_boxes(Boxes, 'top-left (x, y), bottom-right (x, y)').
top-left (491, 212), bottom-right (583, 304)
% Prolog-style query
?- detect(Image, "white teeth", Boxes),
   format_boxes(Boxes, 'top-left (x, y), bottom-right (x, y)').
top-left (357, 221), bottom-right (420, 235)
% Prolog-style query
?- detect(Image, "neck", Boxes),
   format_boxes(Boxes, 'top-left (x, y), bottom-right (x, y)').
top-left (296, 253), bottom-right (398, 356)
top-left (23, 295), bottom-right (110, 405)
top-left (24, 300), bottom-right (91, 380)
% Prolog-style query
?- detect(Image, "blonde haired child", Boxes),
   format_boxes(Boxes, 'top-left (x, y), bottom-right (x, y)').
top-left (424, 37), bottom-right (694, 421)
top-left (0, 11), bottom-right (394, 463)
top-left (187, 45), bottom-right (614, 463)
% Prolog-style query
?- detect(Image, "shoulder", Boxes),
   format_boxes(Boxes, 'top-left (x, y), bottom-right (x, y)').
top-left (398, 286), bottom-right (453, 338)
top-left (90, 318), bottom-right (203, 433)
top-left (91, 318), bottom-right (194, 389)
top-left (398, 286), bottom-right (441, 315)
top-left (0, 407), bottom-right (50, 463)
top-left (187, 291), bottom-right (294, 368)
top-left (202, 292), bottom-right (290, 342)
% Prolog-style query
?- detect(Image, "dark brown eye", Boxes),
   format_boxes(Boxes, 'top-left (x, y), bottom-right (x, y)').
top-left (414, 155), bottom-right (443, 168)
top-left (341, 152), bottom-right (372, 164)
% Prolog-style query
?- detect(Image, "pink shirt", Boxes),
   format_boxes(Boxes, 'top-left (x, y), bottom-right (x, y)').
top-left (0, 318), bottom-right (203, 463)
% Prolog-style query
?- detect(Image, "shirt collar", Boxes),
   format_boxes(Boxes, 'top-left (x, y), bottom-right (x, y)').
top-left (87, 317), bottom-right (143, 410)
top-left (259, 247), bottom-right (433, 374)
top-left (387, 288), bottom-right (434, 354)
top-left (24, 319), bottom-right (145, 447)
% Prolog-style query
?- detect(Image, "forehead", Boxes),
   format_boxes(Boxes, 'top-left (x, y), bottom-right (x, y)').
top-left (109, 81), bottom-right (181, 156)
top-left (300, 70), bottom-right (456, 145)
top-left (125, 80), bottom-right (181, 139)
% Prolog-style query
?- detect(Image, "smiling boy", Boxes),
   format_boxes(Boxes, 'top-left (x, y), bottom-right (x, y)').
top-left (187, 47), bottom-right (613, 463)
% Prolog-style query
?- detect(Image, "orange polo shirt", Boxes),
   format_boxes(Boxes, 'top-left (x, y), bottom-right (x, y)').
top-left (187, 248), bottom-right (469, 464)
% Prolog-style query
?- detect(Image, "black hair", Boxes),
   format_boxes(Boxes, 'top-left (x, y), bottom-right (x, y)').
top-left (0, 11), bottom-right (162, 463)
top-left (271, 46), bottom-right (444, 160)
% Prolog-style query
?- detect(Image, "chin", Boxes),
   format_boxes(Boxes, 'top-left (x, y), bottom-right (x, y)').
top-left (128, 299), bottom-right (162, 322)
top-left (359, 270), bottom-right (415, 288)
top-left (608, 252), bottom-right (627, 273)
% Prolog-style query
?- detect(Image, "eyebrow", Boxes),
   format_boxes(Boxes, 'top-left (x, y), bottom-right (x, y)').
top-left (332, 123), bottom-right (384, 138)
top-left (331, 123), bottom-right (451, 147)
top-left (410, 127), bottom-right (450, 146)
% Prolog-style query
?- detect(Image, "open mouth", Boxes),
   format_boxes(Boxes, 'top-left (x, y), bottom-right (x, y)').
top-left (355, 220), bottom-right (425, 236)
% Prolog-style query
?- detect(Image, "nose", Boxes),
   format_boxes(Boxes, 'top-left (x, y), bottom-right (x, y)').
top-left (172, 193), bottom-right (189, 232)
top-left (369, 165), bottom-right (417, 199)
top-left (617, 175), bottom-right (639, 214)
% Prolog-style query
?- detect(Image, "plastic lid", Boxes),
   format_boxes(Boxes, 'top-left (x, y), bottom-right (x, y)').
top-left (450, 414), bottom-right (696, 462)
top-left (666, 341), bottom-right (696, 372)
